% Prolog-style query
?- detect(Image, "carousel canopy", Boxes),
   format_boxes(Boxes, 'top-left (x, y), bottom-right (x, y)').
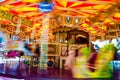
top-left (0, 0), bottom-right (120, 38)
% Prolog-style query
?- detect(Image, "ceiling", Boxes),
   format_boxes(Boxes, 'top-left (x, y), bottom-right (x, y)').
top-left (0, 0), bottom-right (120, 39)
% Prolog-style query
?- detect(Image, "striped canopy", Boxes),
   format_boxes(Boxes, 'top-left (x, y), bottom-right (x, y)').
top-left (0, 0), bottom-right (120, 36)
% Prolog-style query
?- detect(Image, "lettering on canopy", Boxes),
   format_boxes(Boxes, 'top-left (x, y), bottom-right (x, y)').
top-left (0, 10), bottom-right (32, 27)
top-left (0, 10), bottom-right (13, 20)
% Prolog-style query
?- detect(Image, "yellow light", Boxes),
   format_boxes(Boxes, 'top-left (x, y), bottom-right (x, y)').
top-left (23, 0), bottom-right (39, 2)
top-left (109, 22), bottom-right (115, 25)
top-left (82, 23), bottom-right (88, 27)
top-left (39, 31), bottom-right (42, 34)
top-left (101, 25), bottom-right (106, 30)
top-left (44, 25), bottom-right (49, 28)
top-left (90, 31), bottom-right (97, 34)
top-left (86, 27), bottom-right (95, 31)
top-left (0, 6), bottom-right (9, 10)
top-left (16, 7), bottom-right (38, 11)
top-left (104, 18), bottom-right (112, 23)
top-left (34, 23), bottom-right (41, 26)
top-left (114, 12), bottom-right (120, 18)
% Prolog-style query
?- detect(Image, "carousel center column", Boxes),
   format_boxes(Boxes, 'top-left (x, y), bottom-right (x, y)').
top-left (40, 14), bottom-right (49, 69)
top-left (38, 0), bottom-right (54, 69)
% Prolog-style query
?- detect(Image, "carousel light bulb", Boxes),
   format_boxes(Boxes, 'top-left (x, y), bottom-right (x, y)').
top-left (75, 18), bottom-right (79, 23)
top-left (60, 39), bottom-right (62, 43)
top-left (58, 17), bottom-right (61, 22)
top-left (67, 17), bottom-right (70, 20)
top-left (65, 40), bottom-right (67, 43)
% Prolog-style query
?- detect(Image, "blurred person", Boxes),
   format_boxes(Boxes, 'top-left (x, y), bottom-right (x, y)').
top-left (64, 50), bottom-right (75, 79)
top-left (64, 50), bottom-right (75, 70)
top-left (72, 42), bottom-right (115, 78)
top-left (72, 46), bottom-right (91, 78)
top-left (87, 43), bottom-right (98, 72)
top-left (64, 35), bottom-right (116, 78)
top-left (64, 35), bottom-right (89, 78)
top-left (93, 44), bottom-right (116, 78)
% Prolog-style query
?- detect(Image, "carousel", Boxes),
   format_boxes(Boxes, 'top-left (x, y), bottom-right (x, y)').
top-left (0, 0), bottom-right (120, 79)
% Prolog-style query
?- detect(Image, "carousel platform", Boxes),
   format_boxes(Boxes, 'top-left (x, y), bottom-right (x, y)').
top-left (0, 67), bottom-right (114, 80)
top-left (0, 58), bottom-right (116, 80)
